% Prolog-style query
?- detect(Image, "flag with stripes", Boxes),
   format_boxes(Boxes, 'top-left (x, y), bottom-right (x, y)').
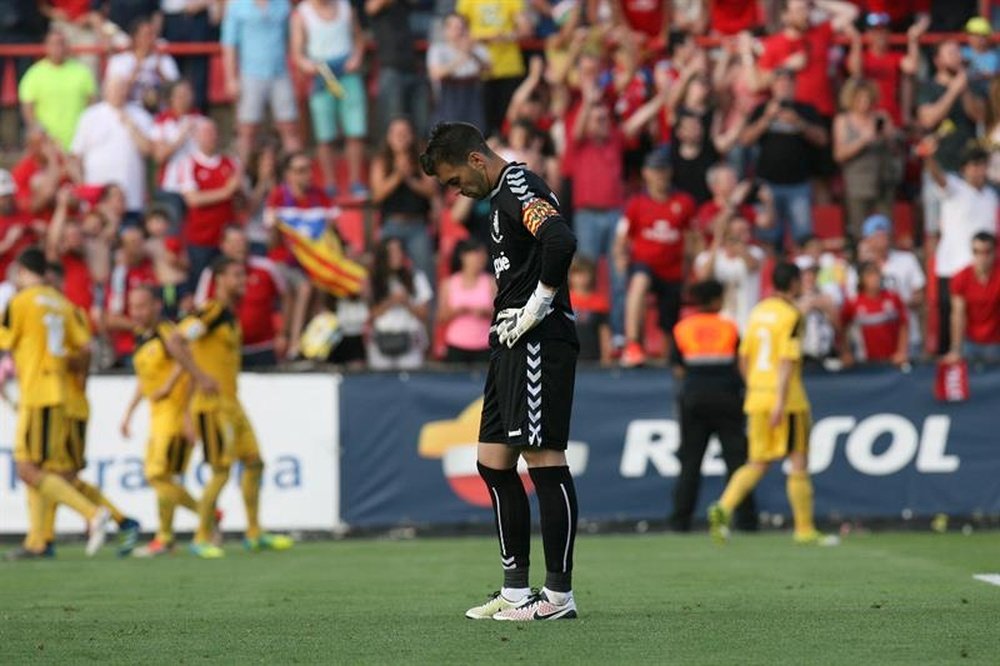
top-left (274, 206), bottom-right (366, 298)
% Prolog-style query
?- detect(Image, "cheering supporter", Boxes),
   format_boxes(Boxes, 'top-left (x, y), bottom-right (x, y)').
top-left (695, 164), bottom-right (775, 247)
top-left (832, 78), bottom-right (900, 241)
top-left (707, 0), bottom-right (764, 36)
top-left (370, 117), bottom-right (438, 280)
top-left (150, 79), bottom-right (204, 225)
top-left (105, 16), bottom-right (179, 111)
top-left (740, 69), bottom-right (828, 251)
top-left (846, 14), bottom-right (926, 126)
top-left (11, 127), bottom-right (70, 217)
top-left (0, 170), bottom-right (40, 278)
top-left (161, 0), bottom-right (218, 112)
top-left (291, 0), bottom-right (368, 197)
top-left (42, 0), bottom-right (103, 77)
top-left (365, 0), bottom-right (426, 138)
top-left (196, 225), bottom-right (290, 367)
top-left (925, 141), bottom-right (998, 356)
top-left (437, 239), bottom-right (494, 364)
top-left (18, 29), bottom-right (97, 150)
top-left (164, 118), bottom-right (242, 285)
top-left (714, 33), bottom-right (769, 178)
top-left (367, 237), bottom-right (433, 371)
top-left (221, 0), bottom-right (301, 164)
top-left (946, 232), bottom-right (1000, 365)
top-left (615, 149), bottom-right (697, 368)
top-left (856, 214), bottom-right (926, 357)
top-left (840, 261), bottom-right (909, 367)
top-left (693, 216), bottom-right (765, 333)
top-left (70, 76), bottom-right (153, 219)
top-left (568, 255), bottom-right (612, 364)
top-left (918, 40), bottom-right (986, 235)
top-left (616, 0), bottom-right (670, 44)
top-left (427, 12), bottom-right (491, 132)
top-left (104, 225), bottom-right (158, 367)
top-left (143, 206), bottom-right (189, 317)
top-left (794, 256), bottom-right (841, 365)
top-left (963, 18), bottom-right (1000, 96)
top-left (796, 235), bottom-right (854, 305)
top-left (455, 0), bottom-right (532, 136)
top-left (243, 136), bottom-right (281, 257)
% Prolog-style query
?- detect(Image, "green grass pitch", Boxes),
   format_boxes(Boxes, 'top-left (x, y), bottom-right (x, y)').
top-left (2, 531), bottom-right (998, 664)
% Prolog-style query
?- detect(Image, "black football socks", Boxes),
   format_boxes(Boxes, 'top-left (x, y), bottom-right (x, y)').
top-left (528, 465), bottom-right (578, 593)
top-left (477, 462), bottom-right (531, 589)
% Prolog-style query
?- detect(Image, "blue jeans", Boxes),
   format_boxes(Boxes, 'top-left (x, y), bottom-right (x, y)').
top-left (381, 219), bottom-right (434, 282)
top-left (759, 181), bottom-right (813, 250)
top-left (574, 208), bottom-right (625, 340)
top-left (377, 67), bottom-right (429, 139)
top-left (964, 342), bottom-right (1000, 365)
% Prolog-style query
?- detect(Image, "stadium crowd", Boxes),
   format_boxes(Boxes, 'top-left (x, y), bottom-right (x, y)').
top-left (1, 0), bottom-right (999, 372)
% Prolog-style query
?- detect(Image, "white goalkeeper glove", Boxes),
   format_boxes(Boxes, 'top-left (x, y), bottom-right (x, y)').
top-left (496, 283), bottom-right (555, 348)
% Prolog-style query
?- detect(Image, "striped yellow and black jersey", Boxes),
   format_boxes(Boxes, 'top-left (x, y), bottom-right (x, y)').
top-left (178, 300), bottom-right (241, 412)
top-left (133, 321), bottom-right (190, 431)
top-left (0, 285), bottom-right (91, 408)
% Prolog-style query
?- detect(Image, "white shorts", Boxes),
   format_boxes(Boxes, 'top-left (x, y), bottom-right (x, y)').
top-left (237, 75), bottom-right (298, 125)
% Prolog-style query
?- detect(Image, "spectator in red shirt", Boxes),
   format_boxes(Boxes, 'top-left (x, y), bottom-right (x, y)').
top-left (846, 13), bottom-right (926, 127)
top-left (104, 225), bottom-right (157, 367)
top-left (841, 261), bottom-right (909, 366)
top-left (0, 169), bottom-right (41, 280)
top-left (571, 83), bottom-right (671, 346)
top-left (753, 0), bottom-right (859, 119)
top-left (44, 186), bottom-right (97, 313)
top-left (695, 163), bottom-right (775, 247)
top-left (11, 127), bottom-right (71, 218)
top-left (195, 225), bottom-right (290, 367)
top-left (568, 255), bottom-right (612, 364)
top-left (708, 0), bottom-right (765, 36)
top-left (614, 149), bottom-right (697, 368)
top-left (166, 118), bottom-right (243, 289)
top-left (947, 232), bottom-right (1000, 365)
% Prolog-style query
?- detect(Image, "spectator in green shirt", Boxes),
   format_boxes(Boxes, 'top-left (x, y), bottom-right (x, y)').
top-left (18, 29), bottom-right (97, 150)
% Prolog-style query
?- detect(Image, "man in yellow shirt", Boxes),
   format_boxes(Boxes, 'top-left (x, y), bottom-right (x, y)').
top-left (455, 0), bottom-right (532, 134)
top-left (176, 257), bottom-right (292, 558)
top-left (1, 247), bottom-right (109, 560)
top-left (708, 262), bottom-right (836, 546)
top-left (121, 285), bottom-right (214, 557)
top-left (37, 263), bottom-right (140, 558)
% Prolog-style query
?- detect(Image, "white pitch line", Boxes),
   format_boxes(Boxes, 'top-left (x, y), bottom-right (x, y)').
top-left (973, 574), bottom-right (1000, 587)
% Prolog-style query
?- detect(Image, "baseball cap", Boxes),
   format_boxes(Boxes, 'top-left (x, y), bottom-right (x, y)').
top-left (866, 12), bottom-right (891, 28)
top-left (966, 17), bottom-right (992, 36)
top-left (643, 147), bottom-right (671, 170)
top-left (862, 214), bottom-right (891, 238)
top-left (0, 169), bottom-right (15, 197)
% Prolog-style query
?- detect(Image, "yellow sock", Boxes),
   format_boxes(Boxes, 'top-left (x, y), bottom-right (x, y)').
top-left (37, 473), bottom-right (97, 521)
top-left (720, 465), bottom-right (766, 513)
top-left (74, 479), bottom-right (126, 524)
top-left (149, 477), bottom-right (199, 543)
top-left (787, 470), bottom-right (816, 536)
top-left (43, 499), bottom-right (57, 543)
top-left (195, 468), bottom-right (229, 544)
top-left (241, 461), bottom-right (263, 540)
top-left (24, 487), bottom-right (48, 552)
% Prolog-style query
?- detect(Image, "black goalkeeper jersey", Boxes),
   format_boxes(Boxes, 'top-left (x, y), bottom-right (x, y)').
top-left (488, 162), bottom-right (578, 345)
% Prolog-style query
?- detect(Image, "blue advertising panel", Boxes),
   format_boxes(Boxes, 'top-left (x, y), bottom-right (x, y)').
top-left (339, 366), bottom-right (1000, 528)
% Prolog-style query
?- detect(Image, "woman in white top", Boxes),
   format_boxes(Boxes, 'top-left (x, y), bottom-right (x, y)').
top-left (290, 0), bottom-right (368, 197)
top-left (693, 216), bottom-right (764, 333)
top-left (105, 17), bottom-right (179, 112)
top-left (366, 237), bottom-right (433, 370)
top-left (426, 13), bottom-right (491, 131)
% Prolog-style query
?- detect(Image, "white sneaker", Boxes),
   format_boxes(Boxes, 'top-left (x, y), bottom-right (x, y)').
top-left (492, 589), bottom-right (578, 621)
top-left (85, 508), bottom-right (111, 557)
top-left (465, 590), bottom-right (532, 620)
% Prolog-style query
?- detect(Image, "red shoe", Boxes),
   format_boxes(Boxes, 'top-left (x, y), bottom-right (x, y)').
top-left (621, 342), bottom-right (646, 368)
top-left (211, 509), bottom-right (225, 547)
top-left (133, 538), bottom-right (174, 558)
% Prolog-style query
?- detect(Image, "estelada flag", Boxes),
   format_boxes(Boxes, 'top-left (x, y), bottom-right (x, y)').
top-left (275, 206), bottom-right (366, 297)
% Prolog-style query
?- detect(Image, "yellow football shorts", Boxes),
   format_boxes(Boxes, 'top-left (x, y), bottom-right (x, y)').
top-left (14, 404), bottom-right (72, 472)
top-left (747, 410), bottom-right (811, 463)
top-left (145, 430), bottom-right (194, 479)
top-left (195, 402), bottom-right (259, 468)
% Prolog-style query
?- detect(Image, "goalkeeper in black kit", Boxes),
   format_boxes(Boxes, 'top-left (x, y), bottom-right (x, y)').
top-left (421, 122), bottom-right (581, 621)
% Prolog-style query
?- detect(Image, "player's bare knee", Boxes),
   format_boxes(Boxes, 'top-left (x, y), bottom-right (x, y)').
top-left (16, 462), bottom-right (41, 486)
top-left (788, 452), bottom-right (808, 473)
top-left (477, 442), bottom-right (518, 470)
top-left (521, 448), bottom-right (567, 468)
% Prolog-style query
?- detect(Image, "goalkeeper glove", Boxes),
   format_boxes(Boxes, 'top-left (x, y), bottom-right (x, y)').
top-left (496, 283), bottom-right (555, 348)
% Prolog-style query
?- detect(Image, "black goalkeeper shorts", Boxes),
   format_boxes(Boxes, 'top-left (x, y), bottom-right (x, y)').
top-left (478, 339), bottom-right (578, 450)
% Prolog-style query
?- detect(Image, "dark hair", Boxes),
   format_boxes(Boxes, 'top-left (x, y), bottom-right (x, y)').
top-left (973, 231), bottom-right (997, 247)
top-left (371, 237), bottom-right (415, 303)
top-left (17, 247), bottom-right (47, 276)
top-left (450, 237), bottom-right (485, 274)
top-left (281, 150), bottom-right (312, 177)
top-left (961, 145), bottom-right (990, 167)
top-left (420, 122), bottom-right (489, 176)
top-left (772, 261), bottom-right (802, 292)
top-left (378, 117), bottom-right (421, 179)
top-left (45, 261), bottom-right (65, 279)
top-left (211, 255), bottom-right (241, 277)
top-left (689, 279), bottom-right (724, 307)
top-left (222, 224), bottom-right (246, 241)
